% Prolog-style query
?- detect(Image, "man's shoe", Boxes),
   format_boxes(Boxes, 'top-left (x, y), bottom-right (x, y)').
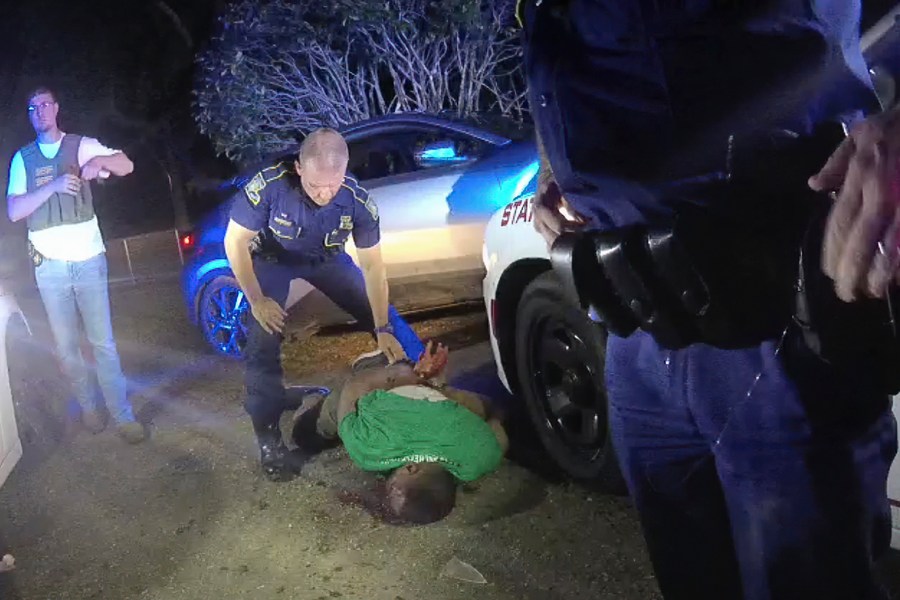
top-left (116, 421), bottom-right (147, 444)
top-left (256, 423), bottom-right (294, 482)
top-left (82, 409), bottom-right (107, 434)
top-left (350, 349), bottom-right (389, 373)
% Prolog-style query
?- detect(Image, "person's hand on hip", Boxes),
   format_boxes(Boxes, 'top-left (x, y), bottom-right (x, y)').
top-left (810, 107), bottom-right (900, 302)
top-left (376, 331), bottom-right (407, 363)
top-left (250, 297), bottom-right (287, 335)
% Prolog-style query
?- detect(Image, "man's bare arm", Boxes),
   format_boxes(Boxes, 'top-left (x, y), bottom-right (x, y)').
top-left (335, 363), bottom-right (420, 424)
top-left (7, 175), bottom-right (78, 222)
top-left (488, 419), bottom-right (509, 455)
top-left (86, 152), bottom-right (134, 177)
top-left (440, 387), bottom-right (489, 420)
top-left (223, 219), bottom-right (265, 304)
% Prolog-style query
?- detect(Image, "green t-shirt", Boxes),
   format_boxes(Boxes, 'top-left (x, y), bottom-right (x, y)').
top-left (337, 388), bottom-right (503, 482)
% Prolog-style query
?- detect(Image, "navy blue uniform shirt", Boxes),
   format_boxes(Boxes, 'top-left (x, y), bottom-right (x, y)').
top-left (229, 163), bottom-right (380, 259)
top-left (521, 0), bottom-right (881, 227)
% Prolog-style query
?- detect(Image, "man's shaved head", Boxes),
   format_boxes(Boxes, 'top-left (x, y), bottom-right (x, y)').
top-left (298, 128), bottom-right (349, 172)
top-left (295, 128), bottom-right (349, 206)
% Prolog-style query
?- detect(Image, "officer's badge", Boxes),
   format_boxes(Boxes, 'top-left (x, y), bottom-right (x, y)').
top-left (340, 215), bottom-right (353, 230)
top-left (244, 172), bottom-right (267, 206)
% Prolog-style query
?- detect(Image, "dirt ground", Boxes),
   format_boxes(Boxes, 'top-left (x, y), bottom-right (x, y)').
top-left (0, 280), bottom-right (660, 600)
top-left (1, 279), bottom-right (898, 600)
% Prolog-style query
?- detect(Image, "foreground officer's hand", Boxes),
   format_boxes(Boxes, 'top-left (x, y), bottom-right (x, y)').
top-left (533, 179), bottom-right (585, 249)
top-left (250, 297), bottom-right (287, 335)
top-left (810, 108), bottom-right (900, 302)
top-left (377, 331), bottom-right (407, 364)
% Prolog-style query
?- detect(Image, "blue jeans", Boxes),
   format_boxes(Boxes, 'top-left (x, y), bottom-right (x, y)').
top-left (606, 330), bottom-right (896, 600)
top-left (34, 253), bottom-right (134, 423)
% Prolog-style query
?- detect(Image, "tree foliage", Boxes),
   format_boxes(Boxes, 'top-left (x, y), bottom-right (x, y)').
top-left (193, 0), bottom-right (526, 162)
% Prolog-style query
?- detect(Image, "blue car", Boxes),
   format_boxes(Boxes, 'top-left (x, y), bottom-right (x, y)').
top-left (180, 113), bottom-right (539, 358)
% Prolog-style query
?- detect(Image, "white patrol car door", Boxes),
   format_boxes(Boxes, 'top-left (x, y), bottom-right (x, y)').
top-left (0, 292), bottom-right (23, 490)
top-left (344, 132), bottom-right (494, 282)
top-left (889, 395), bottom-right (900, 549)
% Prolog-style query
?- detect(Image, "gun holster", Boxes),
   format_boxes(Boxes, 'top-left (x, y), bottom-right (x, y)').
top-left (27, 241), bottom-right (44, 268)
top-left (552, 201), bottom-right (900, 394)
top-left (551, 203), bottom-right (798, 351)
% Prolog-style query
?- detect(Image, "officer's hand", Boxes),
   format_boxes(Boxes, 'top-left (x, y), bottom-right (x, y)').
top-left (809, 108), bottom-right (900, 302)
top-left (376, 331), bottom-right (407, 364)
top-left (533, 179), bottom-right (585, 249)
top-left (50, 174), bottom-right (81, 195)
top-left (250, 297), bottom-right (287, 335)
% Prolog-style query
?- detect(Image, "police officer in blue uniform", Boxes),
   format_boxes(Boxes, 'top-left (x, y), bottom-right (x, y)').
top-left (522, 1), bottom-right (900, 598)
top-left (224, 128), bottom-right (425, 481)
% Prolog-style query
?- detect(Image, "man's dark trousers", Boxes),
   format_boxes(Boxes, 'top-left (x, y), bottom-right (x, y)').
top-left (605, 329), bottom-right (897, 600)
top-left (244, 252), bottom-right (424, 431)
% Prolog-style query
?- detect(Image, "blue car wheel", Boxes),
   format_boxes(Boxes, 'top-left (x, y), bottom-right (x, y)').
top-left (199, 275), bottom-right (250, 359)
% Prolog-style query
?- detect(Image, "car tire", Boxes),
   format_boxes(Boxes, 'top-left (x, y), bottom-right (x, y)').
top-left (514, 271), bottom-right (626, 494)
top-left (198, 275), bottom-right (251, 360)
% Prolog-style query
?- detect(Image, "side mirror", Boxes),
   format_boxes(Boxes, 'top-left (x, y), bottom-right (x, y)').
top-left (414, 140), bottom-right (471, 168)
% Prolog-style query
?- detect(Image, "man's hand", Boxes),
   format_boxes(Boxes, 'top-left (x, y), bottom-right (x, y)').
top-left (533, 179), bottom-right (585, 249)
top-left (80, 158), bottom-right (109, 182)
top-left (414, 341), bottom-right (449, 383)
top-left (376, 331), bottom-right (406, 363)
top-left (809, 108), bottom-right (900, 302)
top-left (50, 173), bottom-right (81, 195)
top-left (250, 297), bottom-right (287, 335)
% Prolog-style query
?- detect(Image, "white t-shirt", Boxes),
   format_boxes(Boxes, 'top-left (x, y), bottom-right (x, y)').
top-left (390, 384), bottom-right (450, 403)
top-left (7, 134), bottom-right (119, 262)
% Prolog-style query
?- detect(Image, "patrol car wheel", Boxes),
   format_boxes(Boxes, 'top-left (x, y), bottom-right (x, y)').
top-left (514, 271), bottom-right (625, 493)
top-left (199, 276), bottom-right (250, 360)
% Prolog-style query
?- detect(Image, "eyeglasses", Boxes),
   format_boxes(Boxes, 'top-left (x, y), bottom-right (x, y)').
top-left (27, 101), bottom-right (55, 114)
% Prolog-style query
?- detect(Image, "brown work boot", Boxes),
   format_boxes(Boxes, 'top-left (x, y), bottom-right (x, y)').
top-left (81, 409), bottom-right (107, 434)
top-left (116, 421), bottom-right (147, 444)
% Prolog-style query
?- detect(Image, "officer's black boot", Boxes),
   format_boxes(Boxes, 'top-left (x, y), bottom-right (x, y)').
top-left (254, 421), bottom-right (293, 482)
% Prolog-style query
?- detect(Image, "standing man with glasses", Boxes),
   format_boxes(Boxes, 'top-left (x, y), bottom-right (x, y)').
top-left (6, 87), bottom-right (145, 443)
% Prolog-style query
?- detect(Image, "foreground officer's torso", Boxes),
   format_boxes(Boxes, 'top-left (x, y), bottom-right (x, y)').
top-left (523, 0), bottom-right (879, 198)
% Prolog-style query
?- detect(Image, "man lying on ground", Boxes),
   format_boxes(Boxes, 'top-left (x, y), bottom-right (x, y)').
top-left (294, 342), bottom-right (508, 524)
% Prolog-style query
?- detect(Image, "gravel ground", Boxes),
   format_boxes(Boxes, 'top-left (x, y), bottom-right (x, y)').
top-left (0, 280), bottom-right (659, 600)
top-left (1, 279), bottom-right (898, 600)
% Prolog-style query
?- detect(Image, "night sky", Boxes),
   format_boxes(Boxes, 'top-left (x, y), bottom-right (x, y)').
top-left (0, 0), bottom-right (896, 239)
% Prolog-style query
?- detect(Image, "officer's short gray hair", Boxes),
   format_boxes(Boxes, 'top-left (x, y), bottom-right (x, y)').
top-left (298, 128), bottom-right (349, 171)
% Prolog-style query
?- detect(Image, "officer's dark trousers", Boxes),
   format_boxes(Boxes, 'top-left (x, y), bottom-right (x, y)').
top-left (244, 253), bottom-right (424, 432)
top-left (606, 330), bottom-right (897, 600)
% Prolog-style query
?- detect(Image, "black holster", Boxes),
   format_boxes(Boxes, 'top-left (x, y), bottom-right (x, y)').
top-left (551, 124), bottom-right (900, 394)
top-left (551, 203), bottom-right (799, 351)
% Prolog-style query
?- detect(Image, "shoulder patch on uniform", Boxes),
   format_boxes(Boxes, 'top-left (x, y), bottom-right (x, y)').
top-left (244, 172), bottom-right (267, 206)
top-left (243, 163), bottom-right (290, 205)
top-left (342, 180), bottom-right (378, 221)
